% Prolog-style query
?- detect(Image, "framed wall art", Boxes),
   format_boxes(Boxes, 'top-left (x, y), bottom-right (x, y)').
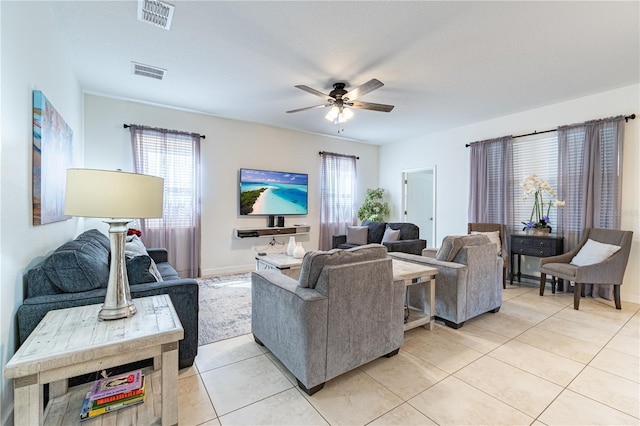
top-left (32, 90), bottom-right (73, 225)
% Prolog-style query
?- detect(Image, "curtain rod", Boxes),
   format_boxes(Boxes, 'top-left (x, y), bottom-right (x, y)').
top-left (465, 113), bottom-right (635, 148)
top-left (319, 151), bottom-right (359, 159)
top-left (123, 123), bottom-right (206, 139)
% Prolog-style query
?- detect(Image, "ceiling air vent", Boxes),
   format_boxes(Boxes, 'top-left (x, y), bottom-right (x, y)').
top-left (132, 62), bottom-right (166, 80)
top-left (137, 0), bottom-right (175, 30)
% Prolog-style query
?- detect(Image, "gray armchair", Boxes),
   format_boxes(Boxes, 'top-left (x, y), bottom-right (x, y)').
top-left (468, 222), bottom-right (507, 289)
top-left (539, 228), bottom-right (633, 310)
top-left (251, 244), bottom-right (405, 395)
top-left (389, 234), bottom-right (503, 329)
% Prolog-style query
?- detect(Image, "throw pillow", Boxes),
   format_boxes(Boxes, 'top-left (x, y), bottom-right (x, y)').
top-left (126, 255), bottom-right (158, 284)
top-left (570, 239), bottom-right (621, 266)
top-left (470, 230), bottom-right (502, 255)
top-left (346, 226), bottom-right (368, 245)
top-left (381, 226), bottom-right (401, 243)
top-left (125, 235), bottom-right (163, 282)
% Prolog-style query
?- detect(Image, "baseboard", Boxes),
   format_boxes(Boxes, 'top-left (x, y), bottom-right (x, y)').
top-left (200, 264), bottom-right (253, 278)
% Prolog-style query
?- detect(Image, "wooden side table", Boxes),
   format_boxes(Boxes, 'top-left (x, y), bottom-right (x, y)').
top-left (4, 295), bottom-right (183, 426)
top-left (392, 259), bottom-right (439, 331)
top-left (510, 232), bottom-right (564, 285)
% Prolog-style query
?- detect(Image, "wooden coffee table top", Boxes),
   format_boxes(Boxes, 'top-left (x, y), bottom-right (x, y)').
top-left (392, 258), bottom-right (438, 282)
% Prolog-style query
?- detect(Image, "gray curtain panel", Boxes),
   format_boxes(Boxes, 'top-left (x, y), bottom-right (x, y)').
top-left (468, 136), bottom-right (514, 268)
top-left (130, 125), bottom-right (202, 278)
top-left (319, 152), bottom-right (357, 250)
top-left (556, 116), bottom-right (625, 299)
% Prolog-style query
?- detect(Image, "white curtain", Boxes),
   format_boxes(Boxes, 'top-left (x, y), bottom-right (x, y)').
top-left (319, 152), bottom-right (357, 250)
top-left (130, 125), bottom-right (202, 278)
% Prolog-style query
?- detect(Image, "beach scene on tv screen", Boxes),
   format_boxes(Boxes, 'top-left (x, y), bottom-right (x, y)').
top-left (240, 169), bottom-right (308, 215)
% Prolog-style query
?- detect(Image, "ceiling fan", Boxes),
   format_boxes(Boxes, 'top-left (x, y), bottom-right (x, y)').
top-left (286, 79), bottom-right (394, 124)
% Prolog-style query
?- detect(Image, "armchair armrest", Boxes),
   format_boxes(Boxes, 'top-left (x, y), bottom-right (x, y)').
top-left (422, 248), bottom-right (438, 258)
top-left (332, 235), bottom-right (347, 249)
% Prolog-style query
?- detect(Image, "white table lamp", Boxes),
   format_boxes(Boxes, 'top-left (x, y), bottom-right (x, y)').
top-left (65, 168), bottom-right (164, 320)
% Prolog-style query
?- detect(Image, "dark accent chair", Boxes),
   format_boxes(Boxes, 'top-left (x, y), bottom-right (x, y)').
top-left (332, 221), bottom-right (427, 255)
top-left (468, 222), bottom-right (507, 289)
top-left (539, 228), bottom-right (633, 310)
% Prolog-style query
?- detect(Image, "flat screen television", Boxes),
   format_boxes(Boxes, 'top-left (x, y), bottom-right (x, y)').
top-left (239, 168), bottom-right (308, 216)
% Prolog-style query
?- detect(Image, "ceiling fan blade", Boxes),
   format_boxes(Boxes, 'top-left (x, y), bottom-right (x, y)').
top-left (344, 79), bottom-right (384, 101)
top-left (286, 104), bottom-right (331, 114)
top-left (294, 85), bottom-right (333, 101)
top-left (348, 101), bottom-right (394, 112)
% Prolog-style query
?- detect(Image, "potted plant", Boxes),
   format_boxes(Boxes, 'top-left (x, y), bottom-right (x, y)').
top-left (358, 188), bottom-right (390, 222)
top-left (520, 174), bottom-right (566, 234)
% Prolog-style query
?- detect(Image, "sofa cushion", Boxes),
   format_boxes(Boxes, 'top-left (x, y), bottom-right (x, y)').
top-left (42, 239), bottom-right (110, 293)
top-left (298, 244), bottom-right (388, 289)
top-left (436, 234), bottom-right (490, 262)
top-left (346, 226), bottom-right (368, 246)
top-left (363, 221), bottom-right (386, 243)
top-left (75, 229), bottom-right (111, 251)
top-left (127, 255), bottom-right (158, 284)
top-left (386, 222), bottom-right (420, 240)
top-left (381, 226), bottom-right (401, 243)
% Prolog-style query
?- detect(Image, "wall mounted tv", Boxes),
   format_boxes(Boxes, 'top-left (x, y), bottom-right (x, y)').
top-left (239, 168), bottom-right (308, 216)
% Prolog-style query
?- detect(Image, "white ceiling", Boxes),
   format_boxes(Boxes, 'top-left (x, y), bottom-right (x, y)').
top-left (49, 1), bottom-right (639, 145)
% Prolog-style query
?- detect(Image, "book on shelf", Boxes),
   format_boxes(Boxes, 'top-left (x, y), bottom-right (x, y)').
top-left (89, 369), bottom-right (143, 401)
top-left (80, 376), bottom-right (146, 420)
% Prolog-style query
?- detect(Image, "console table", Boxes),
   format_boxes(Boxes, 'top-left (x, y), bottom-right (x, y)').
top-left (4, 295), bottom-right (183, 426)
top-left (510, 232), bottom-right (564, 284)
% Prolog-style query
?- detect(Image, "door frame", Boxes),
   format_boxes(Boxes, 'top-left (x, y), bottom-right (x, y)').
top-left (402, 166), bottom-right (437, 248)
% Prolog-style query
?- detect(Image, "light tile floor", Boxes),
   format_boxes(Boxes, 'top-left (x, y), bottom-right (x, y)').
top-left (178, 284), bottom-right (640, 425)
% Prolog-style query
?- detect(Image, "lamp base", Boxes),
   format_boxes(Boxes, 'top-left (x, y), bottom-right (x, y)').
top-left (99, 220), bottom-right (137, 321)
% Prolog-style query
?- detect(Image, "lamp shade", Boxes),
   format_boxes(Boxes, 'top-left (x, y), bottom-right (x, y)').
top-left (65, 168), bottom-right (164, 219)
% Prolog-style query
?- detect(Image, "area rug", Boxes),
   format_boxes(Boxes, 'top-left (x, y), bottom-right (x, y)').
top-left (197, 272), bottom-right (252, 346)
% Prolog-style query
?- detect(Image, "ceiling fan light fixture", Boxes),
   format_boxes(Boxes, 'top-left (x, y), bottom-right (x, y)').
top-left (325, 106), bottom-right (353, 124)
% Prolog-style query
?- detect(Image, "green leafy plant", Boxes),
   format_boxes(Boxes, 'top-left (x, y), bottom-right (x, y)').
top-left (357, 188), bottom-right (390, 222)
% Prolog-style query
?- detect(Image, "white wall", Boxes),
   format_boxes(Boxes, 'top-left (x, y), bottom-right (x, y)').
top-left (379, 84), bottom-right (640, 304)
top-left (83, 95), bottom-right (380, 276)
top-left (0, 2), bottom-right (84, 422)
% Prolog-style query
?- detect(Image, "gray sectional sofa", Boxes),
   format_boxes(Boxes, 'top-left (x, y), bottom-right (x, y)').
top-left (17, 229), bottom-right (199, 368)
top-left (332, 221), bottom-right (427, 255)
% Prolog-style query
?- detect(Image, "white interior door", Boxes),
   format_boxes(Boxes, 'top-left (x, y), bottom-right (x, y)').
top-left (403, 168), bottom-right (436, 247)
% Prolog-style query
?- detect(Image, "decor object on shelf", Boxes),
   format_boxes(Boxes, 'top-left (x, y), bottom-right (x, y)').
top-left (32, 90), bottom-right (73, 226)
top-left (287, 236), bottom-right (296, 256)
top-left (357, 188), bottom-right (390, 222)
top-left (520, 174), bottom-right (565, 232)
top-left (65, 168), bottom-right (163, 320)
top-left (293, 242), bottom-right (306, 259)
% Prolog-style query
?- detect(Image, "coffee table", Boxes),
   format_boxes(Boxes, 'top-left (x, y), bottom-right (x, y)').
top-left (255, 252), bottom-right (303, 279)
top-left (4, 295), bottom-right (183, 426)
top-left (392, 259), bottom-right (439, 331)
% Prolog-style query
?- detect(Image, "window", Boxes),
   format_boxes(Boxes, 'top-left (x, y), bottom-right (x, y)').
top-left (510, 134), bottom-right (559, 232)
top-left (131, 130), bottom-right (200, 228)
top-left (319, 152), bottom-right (357, 250)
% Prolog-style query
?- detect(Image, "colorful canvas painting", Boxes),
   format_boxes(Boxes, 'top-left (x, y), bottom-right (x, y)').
top-left (32, 90), bottom-right (73, 225)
